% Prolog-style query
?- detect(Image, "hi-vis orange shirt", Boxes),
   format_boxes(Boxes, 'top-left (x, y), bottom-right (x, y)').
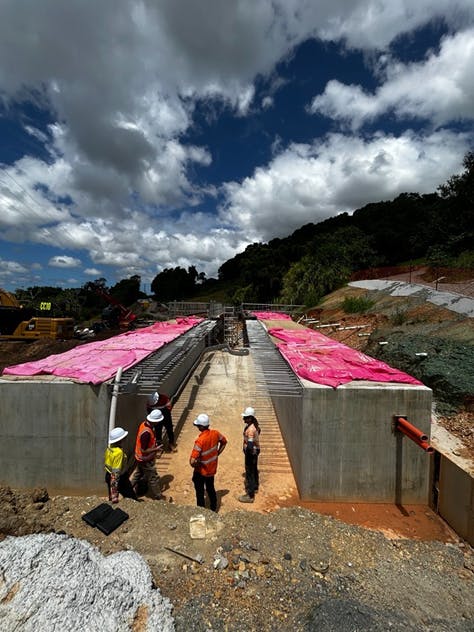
top-left (134, 421), bottom-right (158, 462)
top-left (191, 428), bottom-right (227, 476)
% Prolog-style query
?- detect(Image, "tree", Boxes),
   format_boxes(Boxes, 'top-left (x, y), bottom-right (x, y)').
top-left (439, 152), bottom-right (474, 204)
top-left (305, 226), bottom-right (380, 271)
top-left (151, 267), bottom-right (199, 300)
top-left (109, 275), bottom-right (142, 306)
top-left (438, 152), bottom-right (474, 248)
top-left (280, 255), bottom-right (350, 306)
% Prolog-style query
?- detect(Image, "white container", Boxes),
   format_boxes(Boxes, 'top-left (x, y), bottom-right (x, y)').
top-left (189, 514), bottom-right (206, 539)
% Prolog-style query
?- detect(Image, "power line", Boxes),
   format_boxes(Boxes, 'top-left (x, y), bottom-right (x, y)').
top-left (0, 165), bottom-right (54, 216)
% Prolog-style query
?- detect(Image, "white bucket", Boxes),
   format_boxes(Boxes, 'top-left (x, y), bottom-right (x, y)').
top-left (189, 514), bottom-right (206, 539)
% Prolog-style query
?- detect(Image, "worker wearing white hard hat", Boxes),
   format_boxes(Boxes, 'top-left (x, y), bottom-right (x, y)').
top-left (104, 427), bottom-right (137, 503)
top-left (189, 413), bottom-right (227, 511)
top-left (146, 391), bottom-right (177, 452)
top-left (129, 409), bottom-right (165, 500)
top-left (238, 406), bottom-right (261, 503)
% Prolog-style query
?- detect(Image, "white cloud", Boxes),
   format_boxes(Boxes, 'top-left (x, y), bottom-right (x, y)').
top-left (84, 268), bottom-right (102, 276)
top-left (0, 258), bottom-right (28, 280)
top-left (316, 0), bottom-right (474, 49)
top-left (310, 28), bottom-right (474, 128)
top-left (262, 96), bottom-right (274, 109)
top-left (48, 255), bottom-right (82, 268)
top-left (0, 1), bottom-right (473, 288)
top-left (221, 130), bottom-right (471, 241)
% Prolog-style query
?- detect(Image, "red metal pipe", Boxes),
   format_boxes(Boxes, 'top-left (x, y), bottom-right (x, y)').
top-left (395, 416), bottom-right (434, 453)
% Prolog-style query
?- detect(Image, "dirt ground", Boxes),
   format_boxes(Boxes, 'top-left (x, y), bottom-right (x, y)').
top-left (1, 276), bottom-right (473, 630)
top-left (1, 349), bottom-right (473, 631)
top-left (305, 273), bottom-right (474, 456)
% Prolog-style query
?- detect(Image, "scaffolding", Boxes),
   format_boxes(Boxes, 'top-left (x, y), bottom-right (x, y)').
top-left (222, 305), bottom-right (240, 347)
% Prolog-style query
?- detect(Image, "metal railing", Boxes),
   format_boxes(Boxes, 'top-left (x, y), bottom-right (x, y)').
top-left (241, 302), bottom-right (304, 314)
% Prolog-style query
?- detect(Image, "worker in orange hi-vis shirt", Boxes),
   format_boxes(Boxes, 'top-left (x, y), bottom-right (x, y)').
top-left (189, 413), bottom-right (227, 512)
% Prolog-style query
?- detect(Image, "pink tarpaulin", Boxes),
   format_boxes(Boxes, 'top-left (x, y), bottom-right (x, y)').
top-left (268, 327), bottom-right (422, 388)
top-left (2, 317), bottom-right (204, 385)
top-left (251, 311), bottom-right (293, 320)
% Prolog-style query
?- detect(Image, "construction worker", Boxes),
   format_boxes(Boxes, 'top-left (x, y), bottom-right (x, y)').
top-left (238, 406), bottom-right (261, 504)
top-left (189, 413), bottom-right (227, 512)
top-left (129, 409), bottom-right (164, 500)
top-left (104, 427), bottom-right (138, 503)
top-left (146, 391), bottom-right (177, 452)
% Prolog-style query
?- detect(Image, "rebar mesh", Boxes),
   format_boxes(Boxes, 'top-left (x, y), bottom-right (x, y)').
top-left (246, 320), bottom-right (302, 397)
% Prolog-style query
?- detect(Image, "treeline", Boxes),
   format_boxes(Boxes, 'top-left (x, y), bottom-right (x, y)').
top-left (13, 152), bottom-right (474, 314)
top-left (213, 151), bottom-right (474, 305)
top-left (15, 276), bottom-right (144, 320)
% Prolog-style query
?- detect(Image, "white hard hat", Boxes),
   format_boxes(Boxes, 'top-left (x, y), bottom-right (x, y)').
top-left (193, 413), bottom-right (210, 427)
top-left (109, 427), bottom-right (128, 444)
top-left (147, 391), bottom-right (160, 406)
top-left (147, 409), bottom-right (164, 423)
top-left (242, 406), bottom-right (255, 418)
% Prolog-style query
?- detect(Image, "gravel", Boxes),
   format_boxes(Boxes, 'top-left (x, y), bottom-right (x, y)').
top-left (0, 488), bottom-right (473, 631)
top-left (0, 533), bottom-right (174, 632)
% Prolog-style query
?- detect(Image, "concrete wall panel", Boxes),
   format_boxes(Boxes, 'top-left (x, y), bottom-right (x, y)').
top-left (273, 380), bottom-right (432, 503)
top-left (0, 334), bottom-right (207, 493)
top-left (439, 456), bottom-right (474, 546)
top-left (0, 381), bottom-right (109, 492)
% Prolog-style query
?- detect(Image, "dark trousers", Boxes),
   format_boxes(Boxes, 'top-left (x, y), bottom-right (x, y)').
top-left (105, 472), bottom-right (138, 501)
top-left (154, 409), bottom-right (175, 445)
top-left (244, 450), bottom-right (259, 498)
top-left (192, 470), bottom-right (217, 512)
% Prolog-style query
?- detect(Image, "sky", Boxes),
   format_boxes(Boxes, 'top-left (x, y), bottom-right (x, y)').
top-left (0, 1), bottom-right (473, 293)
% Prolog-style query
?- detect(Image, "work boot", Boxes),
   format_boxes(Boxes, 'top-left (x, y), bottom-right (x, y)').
top-left (238, 494), bottom-right (254, 503)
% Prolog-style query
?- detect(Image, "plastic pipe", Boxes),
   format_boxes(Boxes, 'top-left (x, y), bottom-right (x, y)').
top-left (417, 440), bottom-right (434, 453)
top-left (396, 416), bottom-right (428, 441)
top-left (108, 366), bottom-right (123, 444)
top-left (395, 416), bottom-right (434, 453)
top-left (400, 427), bottom-right (434, 452)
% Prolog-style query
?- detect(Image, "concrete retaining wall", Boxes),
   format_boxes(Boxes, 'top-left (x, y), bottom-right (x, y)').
top-left (0, 379), bottom-right (109, 493)
top-left (273, 380), bottom-right (432, 503)
top-left (0, 332), bottom-right (207, 493)
top-left (438, 456), bottom-right (474, 545)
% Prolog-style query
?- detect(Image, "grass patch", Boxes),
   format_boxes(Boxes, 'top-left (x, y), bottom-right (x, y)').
top-left (391, 308), bottom-right (409, 325)
top-left (342, 295), bottom-right (375, 314)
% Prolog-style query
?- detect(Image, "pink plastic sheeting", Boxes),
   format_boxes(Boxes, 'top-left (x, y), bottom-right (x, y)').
top-left (268, 327), bottom-right (422, 388)
top-left (251, 312), bottom-right (293, 320)
top-left (2, 317), bottom-right (204, 385)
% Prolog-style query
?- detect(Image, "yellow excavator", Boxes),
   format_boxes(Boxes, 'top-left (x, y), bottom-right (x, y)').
top-left (0, 289), bottom-right (74, 340)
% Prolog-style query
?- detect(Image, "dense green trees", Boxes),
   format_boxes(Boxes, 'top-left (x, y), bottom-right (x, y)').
top-left (11, 152), bottom-right (473, 314)
top-left (281, 227), bottom-right (379, 305)
top-left (108, 275), bottom-right (143, 306)
top-left (150, 266), bottom-right (199, 301)
top-left (218, 152), bottom-right (473, 305)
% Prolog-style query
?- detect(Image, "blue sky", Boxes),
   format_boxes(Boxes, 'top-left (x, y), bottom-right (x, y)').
top-left (0, 1), bottom-right (473, 292)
